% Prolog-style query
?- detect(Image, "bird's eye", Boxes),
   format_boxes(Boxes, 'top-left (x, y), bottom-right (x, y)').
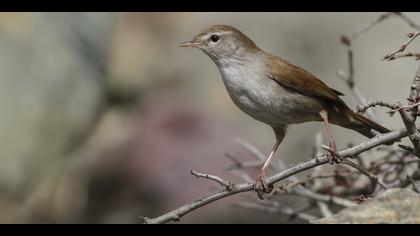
top-left (210, 35), bottom-right (219, 43)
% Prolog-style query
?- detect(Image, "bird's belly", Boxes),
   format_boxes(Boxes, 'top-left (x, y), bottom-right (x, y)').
top-left (223, 73), bottom-right (324, 125)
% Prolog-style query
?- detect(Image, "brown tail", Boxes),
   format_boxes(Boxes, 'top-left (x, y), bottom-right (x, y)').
top-left (342, 109), bottom-right (390, 138)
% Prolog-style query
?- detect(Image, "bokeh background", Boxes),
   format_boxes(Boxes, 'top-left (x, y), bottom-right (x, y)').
top-left (0, 12), bottom-right (420, 223)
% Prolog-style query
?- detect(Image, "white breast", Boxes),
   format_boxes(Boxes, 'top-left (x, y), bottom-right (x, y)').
top-left (217, 57), bottom-right (324, 126)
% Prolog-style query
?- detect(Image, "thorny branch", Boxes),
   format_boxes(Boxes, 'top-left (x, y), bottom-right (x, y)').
top-left (142, 13), bottom-right (420, 224)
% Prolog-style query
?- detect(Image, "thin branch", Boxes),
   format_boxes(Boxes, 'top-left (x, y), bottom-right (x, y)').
top-left (316, 201), bottom-right (333, 218)
top-left (339, 49), bottom-right (355, 89)
top-left (398, 64), bottom-right (420, 158)
top-left (403, 115), bottom-right (420, 157)
top-left (397, 144), bottom-right (414, 153)
top-left (277, 172), bottom-right (352, 191)
top-left (234, 138), bottom-right (266, 162)
top-left (230, 169), bottom-right (254, 183)
top-left (271, 175), bottom-right (357, 208)
top-left (356, 100), bottom-right (399, 114)
top-left (234, 138), bottom-right (284, 173)
top-left (143, 128), bottom-right (410, 224)
top-left (395, 12), bottom-right (420, 31)
top-left (190, 170), bottom-right (233, 190)
top-left (340, 159), bottom-right (388, 190)
top-left (389, 101), bottom-right (420, 114)
top-left (291, 203), bottom-right (317, 217)
top-left (384, 32), bottom-right (420, 61)
top-left (224, 153), bottom-right (243, 169)
top-left (384, 52), bottom-right (420, 61)
top-left (388, 170), bottom-right (420, 188)
top-left (338, 41), bottom-right (377, 119)
top-left (225, 156), bottom-right (261, 170)
top-left (345, 12), bottom-right (394, 43)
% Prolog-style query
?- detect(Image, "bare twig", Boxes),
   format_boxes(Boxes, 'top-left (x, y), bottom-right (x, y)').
top-left (190, 170), bottom-right (233, 190)
top-left (234, 138), bottom-right (266, 162)
top-left (340, 159), bottom-right (388, 190)
top-left (225, 153), bottom-right (243, 169)
top-left (337, 49), bottom-right (355, 89)
top-left (338, 39), bottom-right (374, 119)
top-left (356, 100), bottom-right (420, 118)
top-left (394, 12), bottom-right (420, 31)
top-left (384, 52), bottom-right (420, 61)
top-left (345, 12), bottom-right (394, 43)
top-left (337, 54), bottom-right (374, 112)
top-left (234, 138), bottom-right (284, 174)
top-left (388, 170), bottom-right (420, 188)
top-left (356, 100), bottom-right (399, 114)
top-left (384, 32), bottom-right (420, 61)
top-left (143, 128), bottom-right (410, 224)
top-left (225, 153), bottom-right (262, 170)
top-left (398, 64), bottom-right (420, 158)
top-left (389, 101), bottom-right (420, 114)
top-left (316, 201), bottom-right (333, 217)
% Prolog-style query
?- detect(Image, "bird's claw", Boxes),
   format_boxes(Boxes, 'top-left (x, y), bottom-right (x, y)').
top-left (253, 172), bottom-right (273, 200)
top-left (322, 144), bottom-right (342, 164)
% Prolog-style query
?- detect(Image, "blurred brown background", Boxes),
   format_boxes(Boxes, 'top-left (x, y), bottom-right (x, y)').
top-left (0, 12), bottom-right (419, 223)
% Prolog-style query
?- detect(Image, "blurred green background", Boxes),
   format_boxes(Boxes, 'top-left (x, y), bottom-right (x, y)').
top-left (0, 12), bottom-right (419, 223)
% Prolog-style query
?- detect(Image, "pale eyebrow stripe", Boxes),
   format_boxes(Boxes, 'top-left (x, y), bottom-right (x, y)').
top-left (218, 31), bottom-right (232, 35)
top-left (202, 30), bottom-right (232, 39)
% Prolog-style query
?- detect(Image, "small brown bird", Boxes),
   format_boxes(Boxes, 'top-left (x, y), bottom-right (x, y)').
top-left (181, 25), bottom-right (390, 196)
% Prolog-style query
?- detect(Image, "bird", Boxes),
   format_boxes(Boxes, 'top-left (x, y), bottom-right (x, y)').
top-left (180, 25), bottom-right (390, 197)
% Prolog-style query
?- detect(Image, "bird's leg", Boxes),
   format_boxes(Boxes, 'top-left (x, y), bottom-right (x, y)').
top-left (254, 128), bottom-right (285, 199)
top-left (254, 140), bottom-right (280, 199)
top-left (319, 110), bottom-right (341, 164)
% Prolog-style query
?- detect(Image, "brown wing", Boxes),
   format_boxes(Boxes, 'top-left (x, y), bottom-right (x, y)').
top-left (266, 54), bottom-right (346, 106)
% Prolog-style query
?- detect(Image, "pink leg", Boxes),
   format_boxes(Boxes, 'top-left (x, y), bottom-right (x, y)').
top-left (254, 128), bottom-right (285, 199)
top-left (319, 110), bottom-right (340, 164)
top-left (262, 139), bottom-right (281, 173)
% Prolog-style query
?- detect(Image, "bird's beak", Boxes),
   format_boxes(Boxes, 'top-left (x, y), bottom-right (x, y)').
top-left (179, 41), bottom-right (201, 48)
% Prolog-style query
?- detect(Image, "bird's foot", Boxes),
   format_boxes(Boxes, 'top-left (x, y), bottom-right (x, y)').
top-left (322, 145), bottom-right (342, 164)
top-left (253, 171), bottom-right (274, 200)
